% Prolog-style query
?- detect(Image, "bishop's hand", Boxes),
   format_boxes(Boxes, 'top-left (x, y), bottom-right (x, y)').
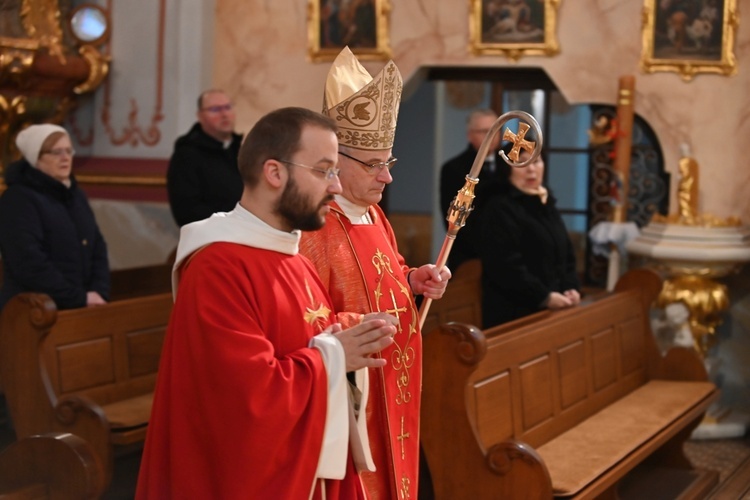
top-left (409, 264), bottom-right (452, 300)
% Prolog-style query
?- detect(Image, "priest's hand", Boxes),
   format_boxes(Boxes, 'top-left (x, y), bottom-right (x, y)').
top-left (332, 319), bottom-right (397, 372)
top-left (408, 264), bottom-right (452, 299)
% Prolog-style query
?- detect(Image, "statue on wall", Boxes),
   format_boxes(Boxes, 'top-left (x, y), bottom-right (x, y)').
top-left (677, 154), bottom-right (699, 223)
top-left (654, 144), bottom-right (740, 227)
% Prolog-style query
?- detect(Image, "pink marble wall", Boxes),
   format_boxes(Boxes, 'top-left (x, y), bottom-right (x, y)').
top-left (213, 0), bottom-right (750, 223)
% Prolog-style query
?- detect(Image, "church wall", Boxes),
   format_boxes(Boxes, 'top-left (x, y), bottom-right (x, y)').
top-left (213, 0), bottom-right (750, 224)
top-left (71, 0), bottom-right (216, 161)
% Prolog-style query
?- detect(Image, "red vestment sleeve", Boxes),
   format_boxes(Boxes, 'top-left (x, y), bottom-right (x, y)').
top-left (136, 243), bottom-right (351, 499)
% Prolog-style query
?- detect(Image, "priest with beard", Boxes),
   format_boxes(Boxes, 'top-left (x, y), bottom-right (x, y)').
top-left (137, 107), bottom-right (397, 499)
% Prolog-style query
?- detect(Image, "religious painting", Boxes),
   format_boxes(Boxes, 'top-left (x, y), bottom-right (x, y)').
top-left (308, 0), bottom-right (392, 62)
top-left (641, 0), bottom-right (738, 81)
top-left (469, 0), bottom-right (560, 61)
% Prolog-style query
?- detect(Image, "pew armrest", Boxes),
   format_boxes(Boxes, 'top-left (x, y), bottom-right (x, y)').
top-left (0, 433), bottom-right (106, 499)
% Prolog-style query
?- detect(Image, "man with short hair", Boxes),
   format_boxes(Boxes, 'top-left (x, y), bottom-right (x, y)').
top-left (300, 47), bottom-right (451, 499)
top-left (166, 89), bottom-right (243, 226)
top-left (439, 108), bottom-right (503, 271)
top-left (137, 107), bottom-right (397, 499)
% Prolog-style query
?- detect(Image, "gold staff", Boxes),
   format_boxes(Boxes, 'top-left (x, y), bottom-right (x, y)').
top-left (418, 110), bottom-right (544, 330)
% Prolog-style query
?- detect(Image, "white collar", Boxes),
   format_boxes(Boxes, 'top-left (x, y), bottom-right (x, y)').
top-left (172, 203), bottom-right (300, 295)
top-left (335, 195), bottom-right (371, 224)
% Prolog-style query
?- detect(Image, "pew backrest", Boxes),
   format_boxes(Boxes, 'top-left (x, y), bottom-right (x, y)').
top-left (0, 292), bottom-right (172, 488)
top-left (421, 268), bottom-right (718, 499)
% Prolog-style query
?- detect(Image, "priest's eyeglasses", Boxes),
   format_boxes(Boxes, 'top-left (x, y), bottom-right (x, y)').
top-left (338, 151), bottom-right (397, 174)
top-left (278, 160), bottom-right (340, 180)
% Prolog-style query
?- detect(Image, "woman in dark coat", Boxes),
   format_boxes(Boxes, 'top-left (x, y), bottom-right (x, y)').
top-left (479, 143), bottom-right (580, 328)
top-left (0, 124), bottom-right (110, 311)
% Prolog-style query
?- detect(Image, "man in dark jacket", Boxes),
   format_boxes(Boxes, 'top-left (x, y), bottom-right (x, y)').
top-left (439, 109), bottom-right (502, 272)
top-left (167, 89), bottom-right (243, 226)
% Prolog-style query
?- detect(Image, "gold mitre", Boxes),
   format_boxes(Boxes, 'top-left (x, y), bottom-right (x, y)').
top-left (323, 47), bottom-right (402, 151)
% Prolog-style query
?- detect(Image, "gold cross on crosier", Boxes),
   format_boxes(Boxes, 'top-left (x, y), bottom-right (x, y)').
top-left (502, 122), bottom-right (536, 162)
top-left (397, 416), bottom-right (410, 460)
top-left (385, 289), bottom-right (407, 333)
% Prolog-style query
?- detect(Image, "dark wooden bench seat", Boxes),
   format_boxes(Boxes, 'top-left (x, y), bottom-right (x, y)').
top-left (0, 292), bottom-right (172, 490)
top-left (421, 269), bottom-right (719, 499)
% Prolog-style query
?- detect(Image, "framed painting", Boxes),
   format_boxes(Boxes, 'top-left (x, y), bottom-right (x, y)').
top-left (641, 0), bottom-right (738, 81)
top-left (308, 0), bottom-right (392, 62)
top-left (469, 0), bottom-right (560, 61)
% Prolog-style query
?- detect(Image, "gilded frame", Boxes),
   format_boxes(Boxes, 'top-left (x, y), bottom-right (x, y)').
top-left (469, 0), bottom-right (560, 61)
top-left (307, 0), bottom-right (392, 63)
top-left (640, 0), bottom-right (738, 81)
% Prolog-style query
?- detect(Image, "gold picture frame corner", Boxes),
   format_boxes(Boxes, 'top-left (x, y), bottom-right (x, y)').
top-left (468, 0), bottom-right (561, 61)
top-left (307, 0), bottom-right (392, 64)
top-left (639, 0), bottom-right (739, 82)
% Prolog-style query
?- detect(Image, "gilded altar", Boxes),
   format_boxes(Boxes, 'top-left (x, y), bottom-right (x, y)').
top-left (0, 0), bottom-right (110, 170)
top-left (628, 151), bottom-right (750, 358)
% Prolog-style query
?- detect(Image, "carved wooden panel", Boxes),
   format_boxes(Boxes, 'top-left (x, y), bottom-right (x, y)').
top-left (558, 340), bottom-right (587, 409)
top-left (619, 316), bottom-right (645, 376)
top-left (591, 328), bottom-right (617, 391)
top-left (519, 355), bottom-right (554, 431)
top-left (57, 338), bottom-right (115, 393)
top-left (127, 327), bottom-right (165, 377)
top-left (474, 371), bottom-right (513, 445)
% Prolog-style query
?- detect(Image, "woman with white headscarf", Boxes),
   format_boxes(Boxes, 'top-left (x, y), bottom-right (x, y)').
top-left (0, 124), bottom-right (110, 311)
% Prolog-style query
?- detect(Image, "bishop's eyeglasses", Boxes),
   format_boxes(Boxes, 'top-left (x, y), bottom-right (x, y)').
top-left (338, 151), bottom-right (397, 174)
top-left (277, 159), bottom-right (340, 180)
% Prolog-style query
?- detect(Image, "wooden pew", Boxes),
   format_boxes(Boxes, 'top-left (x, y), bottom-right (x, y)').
top-left (0, 292), bottom-right (172, 490)
top-left (421, 269), bottom-right (719, 499)
top-left (109, 262), bottom-right (173, 301)
top-left (0, 433), bottom-right (105, 499)
top-left (422, 259), bottom-right (483, 334)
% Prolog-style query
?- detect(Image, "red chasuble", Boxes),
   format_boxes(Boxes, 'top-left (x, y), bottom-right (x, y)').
top-left (136, 242), bottom-right (365, 499)
top-left (300, 203), bottom-right (422, 500)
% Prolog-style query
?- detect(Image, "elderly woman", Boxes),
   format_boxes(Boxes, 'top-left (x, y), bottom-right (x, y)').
top-left (478, 141), bottom-right (581, 328)
top-left (0, 124), bottom-right (110, 311)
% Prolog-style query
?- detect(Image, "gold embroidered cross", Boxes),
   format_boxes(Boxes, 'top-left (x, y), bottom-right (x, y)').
top-left (502, 122), bottom-right (536, 162)
top-left (399, 476), bottom-right (411, 499)
top-left (397, 416), bottom-right (410, 460)
top-left (384, 289), bottom-right (407, 333)
top-left (303, 279), bottom-right (330, 329)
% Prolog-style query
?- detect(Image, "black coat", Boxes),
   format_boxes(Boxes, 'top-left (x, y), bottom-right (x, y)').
top-left (0, 159), bottom-right (110, 311)
top-left (479, 184), bottom-right (580, 328)
top-left (439, 145), bottom-right (504, 272)
top-left (166, 123), bottom-right (243, 226)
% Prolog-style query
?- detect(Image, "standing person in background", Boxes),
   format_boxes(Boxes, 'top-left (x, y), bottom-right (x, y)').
top-left (300, 47), bottom-right (451, 499)
top-left (0, 124), bottom-right (110, 311)
top-left (167, 89), bottom-right (243, 226)
top-left (439, 108), bottom-right (503, 272)
top-left (137, 107), bottom-right (397, 499)
top-left (479, 140), bottom-right (581, 329)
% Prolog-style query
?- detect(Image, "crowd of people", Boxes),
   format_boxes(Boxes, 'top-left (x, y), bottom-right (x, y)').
top-left (0, 45), bottom-right (584, 498)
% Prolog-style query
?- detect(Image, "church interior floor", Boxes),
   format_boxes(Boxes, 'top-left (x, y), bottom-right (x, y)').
top-left (0, 404), bottom-right (749, 499)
